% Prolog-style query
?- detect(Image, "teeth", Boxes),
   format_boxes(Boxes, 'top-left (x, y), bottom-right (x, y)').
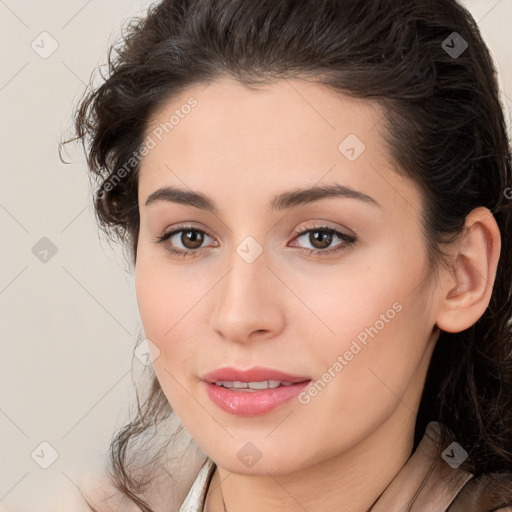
top-left (214, 380), bottom-right (291, 390)
top-left (216, 381), bottom-right (234, 388)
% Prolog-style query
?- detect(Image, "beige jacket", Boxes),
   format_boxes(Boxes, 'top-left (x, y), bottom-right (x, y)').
top-left (178, 421), bottom-right (512, 512)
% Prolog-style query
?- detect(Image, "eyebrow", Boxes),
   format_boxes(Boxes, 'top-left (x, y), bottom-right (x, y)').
top-left (144, 183), bottom-right (380, 213)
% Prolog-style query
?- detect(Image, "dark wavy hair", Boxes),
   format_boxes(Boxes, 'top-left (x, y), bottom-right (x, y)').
top-left (60, 0), bottom-right (512, 510)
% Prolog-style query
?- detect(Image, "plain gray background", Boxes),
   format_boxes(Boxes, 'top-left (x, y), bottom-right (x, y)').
top-left (1, 0), bottom-right (511, 510)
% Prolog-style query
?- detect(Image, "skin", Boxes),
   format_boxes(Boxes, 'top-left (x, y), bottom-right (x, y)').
top-left (135, 76), bottom-right (501, 512)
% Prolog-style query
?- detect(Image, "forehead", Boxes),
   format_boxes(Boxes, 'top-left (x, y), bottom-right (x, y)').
top-left (138, 76), bottom-right (421, 219)
top-left (142, 76), bottom-right (386, 157)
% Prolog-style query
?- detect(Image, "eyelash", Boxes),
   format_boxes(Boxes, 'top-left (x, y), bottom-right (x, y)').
top-left (153, 224), bottom-right (357, 258)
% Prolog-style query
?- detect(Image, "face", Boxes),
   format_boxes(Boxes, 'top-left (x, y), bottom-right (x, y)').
top-left (135, 76), bottom-right (441, 475)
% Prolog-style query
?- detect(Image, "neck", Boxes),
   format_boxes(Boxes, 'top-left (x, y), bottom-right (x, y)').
top-left (204, 406), bottom-right (418, 512)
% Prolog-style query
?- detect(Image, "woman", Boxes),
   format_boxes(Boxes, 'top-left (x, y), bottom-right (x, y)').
top-left (60, 0), bottom-right (512, 510)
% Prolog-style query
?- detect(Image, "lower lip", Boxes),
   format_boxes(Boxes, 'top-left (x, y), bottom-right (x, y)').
top-left (204, 381), bottom-right (311, 416)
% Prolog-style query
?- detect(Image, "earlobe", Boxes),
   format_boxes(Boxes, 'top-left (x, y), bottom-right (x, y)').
top-left (435, 207), bottom-right (501, 334)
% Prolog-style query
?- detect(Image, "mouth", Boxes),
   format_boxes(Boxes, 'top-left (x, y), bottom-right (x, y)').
top-left (213, 380), bottom-right (300, 390)
top-left (201, 365), bottom-right (311, 385)
top-left (200, 366), bottom-right (312, 416)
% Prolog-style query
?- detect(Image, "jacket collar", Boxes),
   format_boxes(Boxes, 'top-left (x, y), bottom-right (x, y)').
top-left (178, 455), bottom-right (216, 512)
top-left (371, 421), bottom-right (474, 511)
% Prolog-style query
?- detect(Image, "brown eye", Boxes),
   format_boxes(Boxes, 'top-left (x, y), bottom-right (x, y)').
top-left (308, 230), bottom-right (333, 249)
top-left (291, 225), bottom-right (357, 256)
top-left (181, 229), bottom-right (204, 249)
top-left (153, 226), bottom-right (217, 257)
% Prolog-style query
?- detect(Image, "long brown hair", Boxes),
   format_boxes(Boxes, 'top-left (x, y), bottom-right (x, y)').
top-left (60, 0), bottom-right (512, 510)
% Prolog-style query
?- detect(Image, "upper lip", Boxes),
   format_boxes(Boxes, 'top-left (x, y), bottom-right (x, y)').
top-left (201, 366), bottom-right (311, 384)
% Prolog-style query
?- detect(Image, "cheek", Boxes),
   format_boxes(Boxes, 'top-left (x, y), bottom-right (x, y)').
top-left (298, 248), bottom-right (434, 404)
top-left (134, 253), bottom-right (218, 390)
top-left (295, 245), bottom-right (428, 353)
top-left (135, 259), bottom-right (193, 358)
top-left (135, 261), bottom-right (199, 414)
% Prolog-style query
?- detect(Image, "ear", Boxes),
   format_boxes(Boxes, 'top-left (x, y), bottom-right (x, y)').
top-left (435, 207), bottom-right (501, 333)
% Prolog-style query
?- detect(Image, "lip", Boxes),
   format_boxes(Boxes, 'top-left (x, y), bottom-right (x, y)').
top-left (200, 366), bottom-right (311, 384)
top-left (200, 366), bottom-right (312, 416)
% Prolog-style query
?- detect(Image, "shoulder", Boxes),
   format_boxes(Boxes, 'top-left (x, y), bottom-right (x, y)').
top-left (449, 471), bottom-right (512, 512)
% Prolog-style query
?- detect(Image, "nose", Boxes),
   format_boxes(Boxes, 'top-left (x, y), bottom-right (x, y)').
top-left (210, 244), bottom-right (285, 345)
